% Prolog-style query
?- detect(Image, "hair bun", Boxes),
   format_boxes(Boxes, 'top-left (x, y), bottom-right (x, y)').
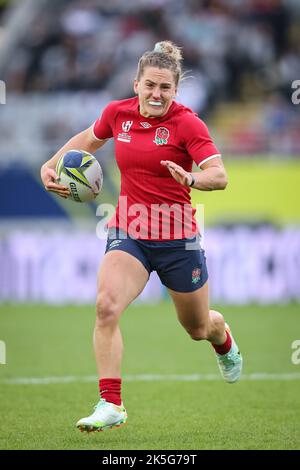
top-left (153, 41), bottom-right (183, 63)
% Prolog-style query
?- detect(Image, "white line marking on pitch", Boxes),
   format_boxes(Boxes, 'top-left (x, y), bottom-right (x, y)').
top-left (0, 373), bottom-right (300, 385)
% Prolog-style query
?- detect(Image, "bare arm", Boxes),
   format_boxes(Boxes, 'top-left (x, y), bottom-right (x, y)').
top-left (160, 157), bottom-right (228, 191)
top-left (41, 126), bottom-right (108, 197)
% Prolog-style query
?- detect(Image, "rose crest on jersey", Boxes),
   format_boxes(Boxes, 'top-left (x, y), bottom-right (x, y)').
top-left (153, 127), bottom-right (169, 146)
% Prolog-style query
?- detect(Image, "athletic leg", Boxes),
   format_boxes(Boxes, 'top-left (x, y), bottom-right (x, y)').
top-left (168, 281), bottom-right (242, 383)
top-left (168, 281), bottom-right (226, 344)
top-left (94, 250), bottom-right (149, 378)
top-left (77, 250), bottom-right (149, 432)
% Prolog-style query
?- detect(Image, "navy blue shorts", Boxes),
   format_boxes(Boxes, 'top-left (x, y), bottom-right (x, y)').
top-left (105, 229), bottom-right (208, 293)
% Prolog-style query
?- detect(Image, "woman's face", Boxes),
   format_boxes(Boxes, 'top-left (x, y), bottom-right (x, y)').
top-left (134, 67), bottom-right (177, 118)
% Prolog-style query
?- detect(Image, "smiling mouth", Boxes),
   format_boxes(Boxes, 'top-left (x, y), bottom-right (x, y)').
top-left (148, 101), bottom-right (162, 106)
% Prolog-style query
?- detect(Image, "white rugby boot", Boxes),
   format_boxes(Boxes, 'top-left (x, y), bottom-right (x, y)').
top-left (76, 399), bottom-right (127, 432)
top-left (216, 324), bottom-right (243, 383)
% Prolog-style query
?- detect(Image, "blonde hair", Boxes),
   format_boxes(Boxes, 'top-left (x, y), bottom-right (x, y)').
top-left (136, 41), bottom-right (183, 87)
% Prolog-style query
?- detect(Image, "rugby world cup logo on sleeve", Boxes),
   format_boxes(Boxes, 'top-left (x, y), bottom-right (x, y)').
top-left (154, 127), bottom-right (169, 145)
top-left (118, 121), bottom-right (133, 143)
top-left (122, 121), bottom-right (133, 132)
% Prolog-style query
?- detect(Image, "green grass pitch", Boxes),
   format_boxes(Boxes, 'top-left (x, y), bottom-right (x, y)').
top-left (0, 302), bottom-right (300, 450)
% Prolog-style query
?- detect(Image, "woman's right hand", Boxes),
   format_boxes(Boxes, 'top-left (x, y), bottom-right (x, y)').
top-left (41, 164), bottom-right (70, 198)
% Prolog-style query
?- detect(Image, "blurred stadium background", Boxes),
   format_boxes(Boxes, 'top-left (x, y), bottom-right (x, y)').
top-left (0, 0), bottom-right (300, 450)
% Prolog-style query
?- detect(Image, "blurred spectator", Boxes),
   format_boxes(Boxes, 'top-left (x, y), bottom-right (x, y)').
top-left (0, 0), bottom-right (299, 157)
top-left (0, 0), bottom-right (297, 109)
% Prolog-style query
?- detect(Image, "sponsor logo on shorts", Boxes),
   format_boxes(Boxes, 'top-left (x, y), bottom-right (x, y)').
top-left (108, 239), bottom-right (122, 249)
top-left (192, 268), bottom-right (201, 284)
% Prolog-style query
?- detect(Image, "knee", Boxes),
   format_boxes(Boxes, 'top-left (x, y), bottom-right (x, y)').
top-left (95, 292), bottom-right (120, 327)
top-left (187, 326), bottom-right (208, 341)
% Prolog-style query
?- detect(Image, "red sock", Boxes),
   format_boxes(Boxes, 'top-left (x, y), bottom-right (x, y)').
top-left (212, 330), bottom-right (232, 355)
top-left (99, 378), bottom-right (122, 406)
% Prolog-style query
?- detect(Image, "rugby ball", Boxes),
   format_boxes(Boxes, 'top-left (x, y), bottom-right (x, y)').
top-left (56, 150), bottom-right (103, 203)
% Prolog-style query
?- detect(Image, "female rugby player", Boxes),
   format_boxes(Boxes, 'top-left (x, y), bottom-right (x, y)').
top-left (41, 41), bottom-right (242, 433)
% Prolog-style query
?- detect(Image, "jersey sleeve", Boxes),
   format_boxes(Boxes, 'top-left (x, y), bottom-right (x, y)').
top-left (182, 112), bottom-right (221, 167)
top-left (92, 101), bottom-right (117, 140)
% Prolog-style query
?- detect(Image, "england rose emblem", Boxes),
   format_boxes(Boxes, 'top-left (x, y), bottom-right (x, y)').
top-left (153, 127), bottom-right (169, 145)
top-left (192, 268), bottom-right (201, 284)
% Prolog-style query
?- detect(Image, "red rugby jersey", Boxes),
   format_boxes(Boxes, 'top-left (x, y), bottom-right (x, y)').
top-left (93, 96), bottom-right (220, 240)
